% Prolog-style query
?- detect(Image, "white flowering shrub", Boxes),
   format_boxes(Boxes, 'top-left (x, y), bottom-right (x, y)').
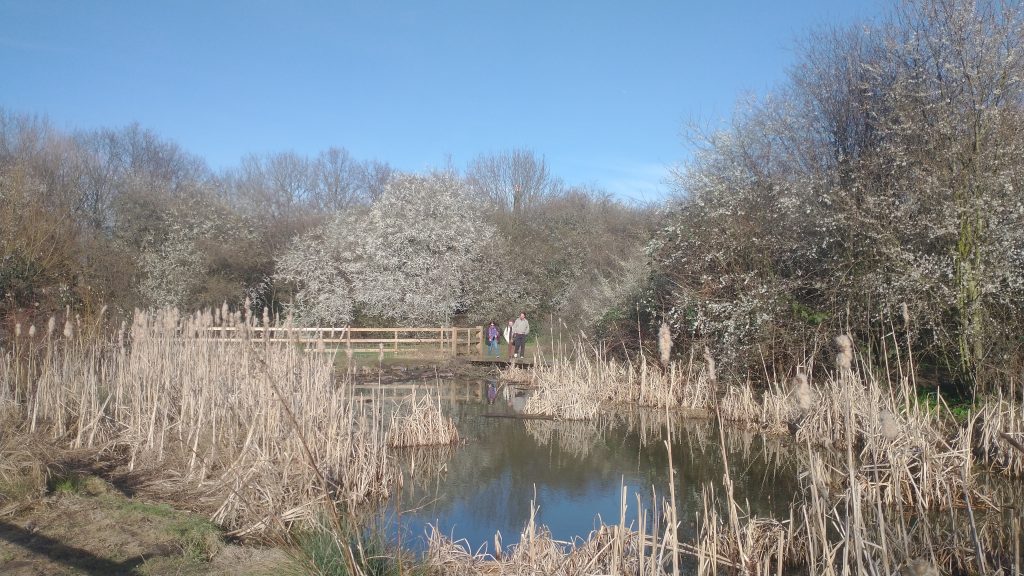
top-left (274, 213), bottom-right (363, 325)
top-left (357, 172), bottom-right (491, 325)
top-left (138, 198), bottom-right (267, 311)
top-left (272, 172), bottom-right (492, 326)
top-left (650, 0), bottom-right (1024, 390)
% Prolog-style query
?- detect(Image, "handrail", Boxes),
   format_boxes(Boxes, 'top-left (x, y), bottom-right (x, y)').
top-left (199, 325), bottom-right (486, 356)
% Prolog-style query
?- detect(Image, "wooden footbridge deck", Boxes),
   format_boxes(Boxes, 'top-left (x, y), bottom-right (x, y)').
top-left (465, 356), bottom-right (547, 368)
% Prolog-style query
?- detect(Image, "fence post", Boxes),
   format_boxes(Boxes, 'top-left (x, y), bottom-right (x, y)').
top-left (478, 326), bottom-right (485, 355)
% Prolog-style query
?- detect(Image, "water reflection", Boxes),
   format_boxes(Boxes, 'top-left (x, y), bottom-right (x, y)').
top-left (379, 378), bottom-right (802, 554)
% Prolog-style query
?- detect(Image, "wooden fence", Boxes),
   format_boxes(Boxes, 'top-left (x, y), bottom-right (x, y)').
top-left (204, 325), bottom-right (485, 355)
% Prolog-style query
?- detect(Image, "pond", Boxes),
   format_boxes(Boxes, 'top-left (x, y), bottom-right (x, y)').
top-left (368, 378), bottom-right (804, 555)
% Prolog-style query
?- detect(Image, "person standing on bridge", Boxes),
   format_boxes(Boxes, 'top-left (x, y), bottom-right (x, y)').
top-left (503, 319), bottom-right (515, 358)
top-left (486, 321), bottom-right (500, 356)
top-left (512, 312), bottom-right (530, 359)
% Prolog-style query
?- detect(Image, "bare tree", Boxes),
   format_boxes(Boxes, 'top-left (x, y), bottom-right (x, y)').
top-left (466, 148), bottom-right (555, 214)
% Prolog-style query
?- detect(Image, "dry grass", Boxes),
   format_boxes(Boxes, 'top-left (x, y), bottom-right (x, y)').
top-left (495, 365), bottom-right (534, 385)
top-left (386, 393), bottom-right (459, 448)
top-left (459, 334), bottom-right (1023, 575)
top-left (975, 392), bottom-right (1024, 477)
top-left (1, 308), bottom-right (393, 535)
top-left (718, 381), bottom-right (759, 426)
top-left (426, 485), bottom-right (685, 576)
top-left (523, 342), bottom-right (716, 420)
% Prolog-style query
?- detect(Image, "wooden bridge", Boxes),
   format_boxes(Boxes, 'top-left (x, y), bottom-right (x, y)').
top-left (204, 325), bottom-right (486, 355)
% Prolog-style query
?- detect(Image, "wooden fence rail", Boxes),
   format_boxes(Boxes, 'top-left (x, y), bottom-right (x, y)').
top-left (202, 325), bottom-right (485, 356)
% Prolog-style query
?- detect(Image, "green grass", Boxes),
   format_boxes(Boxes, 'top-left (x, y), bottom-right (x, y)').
top-left (291, 519), bottom-right (424, 576)
top-left (917, 389), bottom-right (973, 422)
top-left (169, 515), bottom-right (222, 562)
top-left (103, 493), bottom-right (223, 561)
top-left (47, 471), bottom-right (86, 495)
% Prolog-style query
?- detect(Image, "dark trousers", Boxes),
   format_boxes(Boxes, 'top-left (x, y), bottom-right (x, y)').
top-left (513, 334), bottom-right (526, 357)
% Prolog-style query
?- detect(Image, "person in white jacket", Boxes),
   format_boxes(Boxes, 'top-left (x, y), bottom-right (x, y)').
top-left (502, 319), bottom-right (515, 359)
top-left (511, 312), bottom-right (530, 358)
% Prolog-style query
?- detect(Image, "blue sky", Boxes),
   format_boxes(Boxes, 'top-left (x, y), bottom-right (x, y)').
top-left (1, 1), bottom-right (884, 202)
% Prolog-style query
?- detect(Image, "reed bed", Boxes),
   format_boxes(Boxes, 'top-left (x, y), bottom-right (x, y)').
top-left (426, 487), bottom-right (683, 576)
top-left (694, 485), bottom-right (801, 575)
top-left (496, 365), bottom-right (534, 385)
top-left (493, 333), bottom-right (1023, 574)
top-left (524, 342), bottom-right (716, 420)
top-left (784, 441), bottom-right (1024, 576)
top-left (0, 308), bottom-right (393, 535)
top-left (718, 381), bottom-right (760, 427)
top-left (386, 393), bottom-right (460, 448)
top-left (975, 392), bottom-right (1024, 477)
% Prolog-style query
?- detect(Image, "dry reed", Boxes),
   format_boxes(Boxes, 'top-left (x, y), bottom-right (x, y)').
top-left (524, 341), bottom-right (715, 420)
top-left (496, 365), bottom-right (534, 385)
top-left (1, 308), bottom-right (393, 535)
top-left (975, 392), bottom-right (1024, 476)
top-left (386, 393), bottom-right (460, 448)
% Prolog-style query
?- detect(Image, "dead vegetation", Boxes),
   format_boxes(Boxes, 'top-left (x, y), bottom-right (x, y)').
top-left (4, 308), bottom-right (1023, 575)
top-left (0, 307), bottom-right (455, 539)
top-left (523, 341), bottom-right (716, 420)
top-left (387, 393), bottom-right (460, 448)
top-left (491, 330), bottom-right (1024, 575)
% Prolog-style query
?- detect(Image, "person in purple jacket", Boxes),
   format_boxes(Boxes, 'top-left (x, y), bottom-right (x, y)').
top-left (486, 321), bottom-right (500, 356)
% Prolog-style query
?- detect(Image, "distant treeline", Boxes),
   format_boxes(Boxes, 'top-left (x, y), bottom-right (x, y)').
top-left (0, 116), bottom-right (652, 336)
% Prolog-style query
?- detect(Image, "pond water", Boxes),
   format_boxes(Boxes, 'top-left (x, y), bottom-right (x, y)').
top-left (369, 378), bottom-right (804, 554)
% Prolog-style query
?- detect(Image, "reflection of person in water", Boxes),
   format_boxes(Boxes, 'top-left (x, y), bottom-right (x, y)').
top-left (486, 381), bottom-right (498, 404)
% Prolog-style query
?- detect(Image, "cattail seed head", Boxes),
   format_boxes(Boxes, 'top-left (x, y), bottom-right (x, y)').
top-left (658, 322), bottom-right (672, 368)
top-left (47, 317), bottom-right (56, 336)
top-left (900, 302), bottom-right (910, 326)
top-left (702, 346), bottom-right (717, 383)
top-left (901, 558), bottom-right (939, 576)
top-left (834, 334), bottom-right (853, 372)
top-left (14, 323), bottom-right (21, 338)
top-left (790, 369), bottom-right (813, 412)
top-left (879, 410), bottom-right (900, 440)
top-left (63, 319), bottom-right (74, 339)
top-left (28, 325), bottom-right (36, 338)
